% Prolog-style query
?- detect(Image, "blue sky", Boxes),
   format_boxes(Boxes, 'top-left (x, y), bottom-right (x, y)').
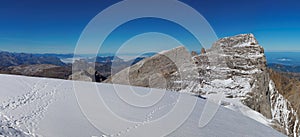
top-left (0, 0), bottom-right (299, 54)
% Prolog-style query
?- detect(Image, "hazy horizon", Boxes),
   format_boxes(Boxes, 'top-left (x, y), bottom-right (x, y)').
top-left (2, 49), bottom-right (300, 55)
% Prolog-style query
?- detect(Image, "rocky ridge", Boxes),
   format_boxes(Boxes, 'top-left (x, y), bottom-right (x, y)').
top-left (104, 46), bottom-right (194, 88)
top-left (105, 34), bottom-right (299, 136)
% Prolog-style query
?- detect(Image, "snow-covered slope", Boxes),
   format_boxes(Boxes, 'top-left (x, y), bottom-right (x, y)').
top-left (0, 74), bottom-right (284, 137)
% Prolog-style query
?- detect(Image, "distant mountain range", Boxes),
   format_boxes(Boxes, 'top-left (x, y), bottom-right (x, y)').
top-left (0, 51), bottom-right (66, 67)
top-left (1, 50), bottom-right (300, 80)
top-left (268, 63), bottom-right (300, 73)
top-left (265, 52), bottom-right (300, 79)
top-left (0, 51), bottom-right (150, 80)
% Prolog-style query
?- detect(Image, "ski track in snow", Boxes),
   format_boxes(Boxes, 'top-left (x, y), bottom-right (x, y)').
top-left (1, 77), bottom-right (182, 137)
top-left (0, 77), bottom-right (65, 137)
top-left (106, 94), bottom-right (179, 137)
top-left (1, 79), bottom-right (47, 111)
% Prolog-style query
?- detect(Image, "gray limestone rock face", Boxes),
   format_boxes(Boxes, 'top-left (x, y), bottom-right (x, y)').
top-left (193, 34), bottom-right (272, 118)
top-left (104, 46), bottom-right (195, 89)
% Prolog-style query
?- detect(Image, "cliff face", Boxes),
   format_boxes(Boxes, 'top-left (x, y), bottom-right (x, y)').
top-left (269, 69), bottom-right (300, 136)
top-left (105, 34), bottom-right (299, 136)
top-left (269, 80), bottom-right (299, 136)
top-left (269, 69), bottom-right (300, 110)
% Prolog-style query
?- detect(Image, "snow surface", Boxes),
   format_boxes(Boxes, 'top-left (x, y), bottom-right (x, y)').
top-left (0, 74), bottom-right (285, 137)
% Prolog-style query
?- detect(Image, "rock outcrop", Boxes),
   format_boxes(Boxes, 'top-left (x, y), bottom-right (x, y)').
top-left (105, 34), bottom-right (299, 136)
top-left (68, 59), bottom-right (96, 82)
top-left (104, 46), bottom-right (195, 89)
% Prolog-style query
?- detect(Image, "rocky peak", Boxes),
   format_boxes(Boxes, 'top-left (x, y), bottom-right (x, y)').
top-left (191, 34), bottom-right (299, 136)
top-left (194, 35), bottom-right (300, 137)
top-left (211, 33), bottom-right (258, 49)
top-left (188, 34), bottom-right (271, 118)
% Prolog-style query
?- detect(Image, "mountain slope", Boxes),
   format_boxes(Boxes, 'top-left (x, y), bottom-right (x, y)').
top-left (105, 34), bottom-right (298, 136)
top-left (0, 74), bottom-right (284, 137)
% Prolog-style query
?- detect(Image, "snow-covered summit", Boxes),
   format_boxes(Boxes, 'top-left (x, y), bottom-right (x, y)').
top-left (0, 74), bottom-right (285, 137)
